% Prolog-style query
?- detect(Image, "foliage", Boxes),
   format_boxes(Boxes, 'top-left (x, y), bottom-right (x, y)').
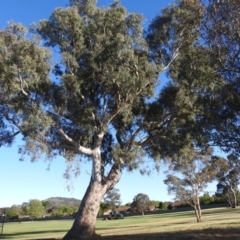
top-left (6, 206), bottom-right (20, 219)
top-left (151, 200), bottom-right (160, 209)
top-left (25, 199), bottom-right (44, 219)
top-left (159, 202), bottom-right (168, 210)
top-left (213, 155), bottom-right (240, 208)
top-left (197, 0), bottom-right (240, 155)
top-left (0, 21), bottom-right (52, 149)
top-left (199, 193), bottom-right (214, 205)
top-left (99, 202), bottom-right (110, 216)
top-left (42, 201), bottom-right (51, 211)
top-left (131, 193), bottom-right (151, 215)
top-left (103, 188), bottom-right (121, 211)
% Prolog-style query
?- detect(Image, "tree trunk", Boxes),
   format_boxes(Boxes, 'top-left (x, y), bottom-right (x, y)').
top-left (193, 206), bottom-right (201, 222)
top-left (196, 203), bottom-right (202, 222)
top-left (230, 188), bottom-right (237, 208)
top-left (226, 196), bottom-right (232, 207)
top-left (63, 132), bottom-right (121, 239)
top-left (63, 180), bottom-right (107, 239)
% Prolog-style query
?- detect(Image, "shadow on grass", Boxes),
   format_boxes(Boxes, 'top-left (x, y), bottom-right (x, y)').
top-left (1, 229), bottom-right (66, 239)
top-left (97, 227), bottom-right (240, 240)
top-left (12, 225), bottom-right (240, 240)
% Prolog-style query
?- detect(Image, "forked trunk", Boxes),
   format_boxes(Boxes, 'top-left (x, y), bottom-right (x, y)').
top-left (63, 133), bottom-right (121, 239)
top-left (196, 204), bottom-right (202, 222)
top-left (193, 205), bottom-right (202, 222)
top-left (63, 180), bottom-right (107, 239)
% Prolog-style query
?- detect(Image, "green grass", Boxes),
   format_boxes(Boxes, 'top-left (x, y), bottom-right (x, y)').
top-left (2, 207), bottom-right (240, 240)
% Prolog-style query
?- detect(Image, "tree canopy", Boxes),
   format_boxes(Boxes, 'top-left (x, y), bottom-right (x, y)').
top-left (25, 200), bottom-right (44, 219)
top-left (103, 188), bottom-right (121, 211)
top-left (131, 193), bottom-right (151, 215)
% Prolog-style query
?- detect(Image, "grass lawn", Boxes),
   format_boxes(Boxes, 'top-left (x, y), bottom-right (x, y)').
top-left (2, 207), bottom-right (240, 240)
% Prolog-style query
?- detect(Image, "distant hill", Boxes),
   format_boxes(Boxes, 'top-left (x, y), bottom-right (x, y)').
top-left (44, 197), bottom-right (81, 207)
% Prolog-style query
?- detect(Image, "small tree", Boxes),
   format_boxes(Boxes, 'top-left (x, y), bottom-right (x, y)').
top-left (159, 201), bottom-right (168, 210)
top-left (6, 206), bottom-right (19, 220)
top-left (131, 193), bottom-right (151, 215)
top-left (99, 202), bottom-right (110, 216)
top-left (103, 188), bottom-right (121, 211)
top-left (214, 155), bottom-right (240, 208)
top-left (164, 148), bottom-right (218, 222)
top-left (26, 200), bottom-right (44, 219)
top-left (199, 192), bottom-right (214, 205)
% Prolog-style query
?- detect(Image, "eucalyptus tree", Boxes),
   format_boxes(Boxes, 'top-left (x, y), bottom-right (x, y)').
top-left (213, 155), bottom-right (240, 208)
top-left (199, 0), bottom-right (240, 154)
top-left (131, 193), bottom-right (151, 215)
top-left (103, 188), bottom-right (121, 211)
top-left (164, 148), bottom-right (218, 222)
top-left (0, 0), bottom-right (217, 239)
top-left (33, 2), bottom-right (161, 238)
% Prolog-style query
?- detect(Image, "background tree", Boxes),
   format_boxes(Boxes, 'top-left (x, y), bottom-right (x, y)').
top-left (99, 202), bottom-right (110, 216)
top-left (6, 205), bottom-right (20, 220)
top-left (159, 201), bottom-right (168, 210)
top-left (197, 0), bottom-right (240, 155)
top-left (151, 200), bottom-right (160, 209)
top-left (199, 192), bottom-right (214, 205)
top-left (59, 205), bottom-right (73, 215)
top-left (25, 200), bottom-right (44, 219)
top-left (131, 193), bottom-right (151, 215)
top-left (213, 155), bottom-right (240, 208)
top-left (103, 188), bottom-right (121, 211)
top-left (41, 201), bottom-right (51, 212)
top-left (164, 148), bottom-right (218, 222)
top-left (147, 0), bottom-right (240, 158)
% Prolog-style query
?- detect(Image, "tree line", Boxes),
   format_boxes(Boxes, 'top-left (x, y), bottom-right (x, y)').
top-left (4, 199), bottom-right (79, 220)
top-left (1, 0), bottom-right (240, 238)
top-left (5, 188), bottom-right (233, 221)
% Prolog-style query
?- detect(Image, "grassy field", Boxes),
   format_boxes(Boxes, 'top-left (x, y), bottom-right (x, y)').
top-left (2, 207), bottom-right (240, 240)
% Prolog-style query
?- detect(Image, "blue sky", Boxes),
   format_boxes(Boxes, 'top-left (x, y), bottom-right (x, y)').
top-left (0, 0), bottom-right (220, 208)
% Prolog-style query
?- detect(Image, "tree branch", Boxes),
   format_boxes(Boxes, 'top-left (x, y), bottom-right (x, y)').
top-left (57, 128), bottom-right (92, 156)
top-left (18, 71), bottom-right (29, 97)
top-left (127, 126), bottom-right (143, 151)
top-left (0, 131), bottom-right (21, 142)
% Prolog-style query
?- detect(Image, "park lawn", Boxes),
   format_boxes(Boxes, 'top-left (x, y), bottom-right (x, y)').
top-left (2, 207), bottom-right (240, 240)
